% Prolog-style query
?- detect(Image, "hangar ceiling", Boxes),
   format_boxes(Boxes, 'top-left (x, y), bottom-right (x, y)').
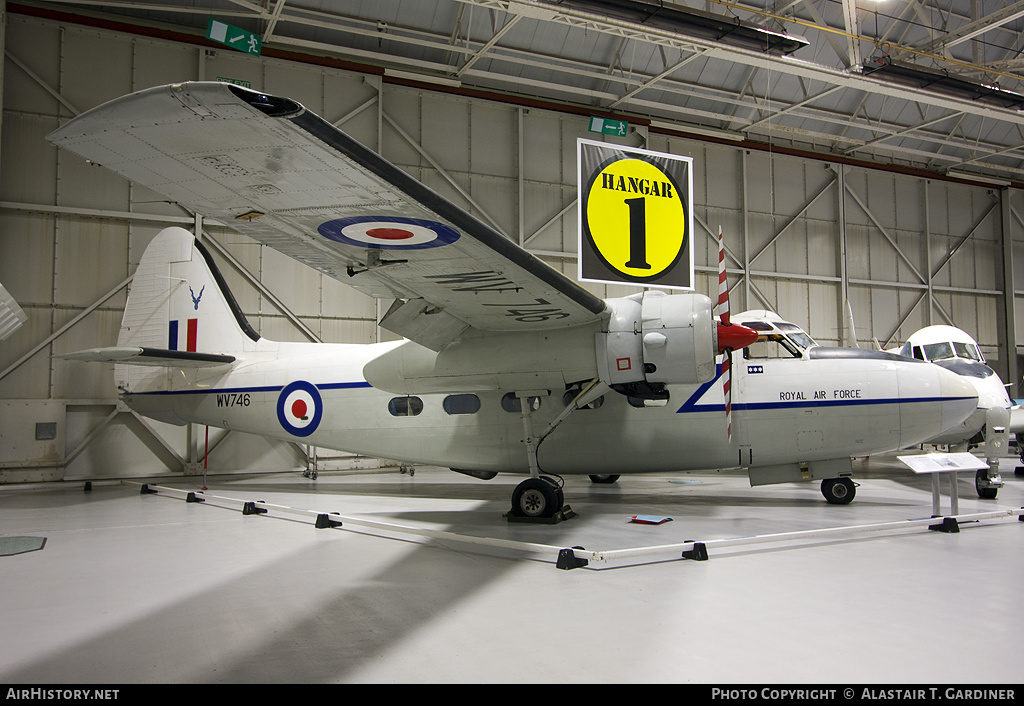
top-left (18, 0), bottom-right (1024, 186)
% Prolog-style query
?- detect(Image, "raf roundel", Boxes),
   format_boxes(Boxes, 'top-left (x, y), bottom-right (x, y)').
top-left (318, 216), bottom-right (460, 250)
top-left (277, 381), bottom-right (323, 437)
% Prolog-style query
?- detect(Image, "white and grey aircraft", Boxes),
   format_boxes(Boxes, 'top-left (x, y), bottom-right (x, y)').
top-left (889, 325), bottom-right (1024, 498)
top-left (48, 82), bottom-right (980, 517)
top-left (738, 310), bottom-right (1019, 499)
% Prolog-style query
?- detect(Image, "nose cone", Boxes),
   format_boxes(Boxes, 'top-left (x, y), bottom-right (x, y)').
top-left (931, 358), bottom-right (1012, 409)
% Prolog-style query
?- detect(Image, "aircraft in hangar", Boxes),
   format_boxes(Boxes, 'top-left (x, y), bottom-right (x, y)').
top-left (47, 82), bottom-right (979, 518)
top-left (887, 325), bottom-right (1024, 498)
top-left (740, 309), bottom-right (1020, 500)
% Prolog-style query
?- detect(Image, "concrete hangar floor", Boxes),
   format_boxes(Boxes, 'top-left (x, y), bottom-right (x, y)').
top-left (0, 452), bottom-right (1021, 685)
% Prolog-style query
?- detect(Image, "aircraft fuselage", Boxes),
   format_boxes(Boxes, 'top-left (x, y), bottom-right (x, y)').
top-left (121, 335), bottom-right (978, 476)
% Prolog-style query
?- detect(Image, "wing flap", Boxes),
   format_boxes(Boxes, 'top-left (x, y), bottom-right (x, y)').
top-left (48, 82), bottom-right (607, 348)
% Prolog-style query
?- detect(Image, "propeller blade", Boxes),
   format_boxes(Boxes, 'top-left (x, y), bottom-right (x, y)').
top-left (717, 226), bottom-right (732, 442)
top-left (715, 227), bottom-right (759, 444)
top-left (722, 349), bottom-right (733, 442)
top-left (717, 226), bottom-right (730, 327)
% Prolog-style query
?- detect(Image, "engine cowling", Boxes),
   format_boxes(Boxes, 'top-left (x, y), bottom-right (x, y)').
top-left (597, 291), bottom-right (718, 395)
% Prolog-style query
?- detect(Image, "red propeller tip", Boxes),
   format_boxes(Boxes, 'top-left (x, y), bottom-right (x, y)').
top-left (717, 322), bottom-right (759, 353)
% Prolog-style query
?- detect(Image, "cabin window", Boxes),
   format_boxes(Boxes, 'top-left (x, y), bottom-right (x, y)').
top-left (388, 396), bottom-right (424, 417)
top-left (443, 394), bottom-right (481, 415)
top-left (501, 392), bottom-right (541, 413)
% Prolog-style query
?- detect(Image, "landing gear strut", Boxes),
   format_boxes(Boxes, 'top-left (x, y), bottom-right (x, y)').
top-left (505, 381), bottom-right (609, 521)
top-left (821, 477), bottom-right (856, 505)
top-left (975, 408), bottom-right (1006, 498)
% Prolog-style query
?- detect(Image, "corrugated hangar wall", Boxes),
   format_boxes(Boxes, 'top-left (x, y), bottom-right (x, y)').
top-left (1, 10), bottom-right (1021, 482)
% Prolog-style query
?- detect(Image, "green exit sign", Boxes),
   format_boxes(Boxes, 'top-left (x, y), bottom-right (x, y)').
top-left (216, 76), bottom-right (252, 89)
top-left (589, 116), bottom-right (629, 136)
top-left (207, 19), bottom-right (262, 56)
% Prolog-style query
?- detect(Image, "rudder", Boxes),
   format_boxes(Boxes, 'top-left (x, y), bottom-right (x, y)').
top-left (119, 227), bottom-right (260, 354)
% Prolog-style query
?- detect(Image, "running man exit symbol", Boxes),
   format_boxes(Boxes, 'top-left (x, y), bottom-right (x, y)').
top-left (207, 19), bottom-right (262, 56)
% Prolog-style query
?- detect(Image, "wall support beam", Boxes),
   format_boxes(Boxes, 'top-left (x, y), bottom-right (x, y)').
top-left (0, 274), bottom-right (132, 383)
top-left (1001, 189), bottom-right (1018, 396)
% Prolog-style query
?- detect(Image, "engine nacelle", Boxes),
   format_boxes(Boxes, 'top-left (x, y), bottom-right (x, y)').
top-left (597, 291), bottom-right (717, 395)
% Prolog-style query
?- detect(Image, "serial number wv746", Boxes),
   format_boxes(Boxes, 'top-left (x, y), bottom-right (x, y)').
top-left (216, 392), bottom-right (251, 407)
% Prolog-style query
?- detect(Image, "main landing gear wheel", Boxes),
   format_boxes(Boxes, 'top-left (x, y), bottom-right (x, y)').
top-left (975, 470), bottom-right (999, 499)
top-left (821, 477), bottom-right (856, 505)
top-left (588, 474), bottom-right (620, 484)
top-left (511, 477), bottom-right (564, 518)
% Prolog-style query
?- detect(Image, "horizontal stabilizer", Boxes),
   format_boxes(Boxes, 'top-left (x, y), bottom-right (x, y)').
top-left (59, 347), bottom-right (235, 368)
top-left (0, 280), bottom-right (27, 342)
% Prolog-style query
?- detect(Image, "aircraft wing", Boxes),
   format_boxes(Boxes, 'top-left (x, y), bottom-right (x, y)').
top-left (47, 82), bottom-right (607, 351)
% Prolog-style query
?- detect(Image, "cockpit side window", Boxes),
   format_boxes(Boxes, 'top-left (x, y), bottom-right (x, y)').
top-left (786, 331), bottom-right (816, 350)
top-left (952, 342), bottom-right (983, 362)
top-left (775, 323), bottom-right (817, 349)
top-left (743, 334), bottom-right (802, 360)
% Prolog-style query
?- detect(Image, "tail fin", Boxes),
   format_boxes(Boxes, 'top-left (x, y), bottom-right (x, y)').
top-left (119, 226), bottom-right (260, 354)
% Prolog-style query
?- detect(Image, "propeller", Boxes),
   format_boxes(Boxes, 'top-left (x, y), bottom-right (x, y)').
top-left (715, 227), bottom-right (759, 442)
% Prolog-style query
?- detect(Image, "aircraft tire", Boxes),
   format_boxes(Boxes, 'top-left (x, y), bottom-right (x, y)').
top-left (588, 474), bottom-right (620, 484)
top-left (821, 477), bottom-right (856, 505)
top-left (975, 471), bottom-right (998, 499)
top-left (511, 477), bottom-right (560, 518)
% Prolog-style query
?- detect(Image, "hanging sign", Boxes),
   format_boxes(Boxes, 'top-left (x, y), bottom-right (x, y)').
top-left (207, 19), bottom-right (262, 56)
top-left (577, 139), bottom-right (694, 290)
top-left (588, 117), bottom-right (629, 136)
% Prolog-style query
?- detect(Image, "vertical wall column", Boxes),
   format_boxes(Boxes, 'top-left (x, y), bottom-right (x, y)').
top-left (924, 180), bottom-right (933, 325)
top-left (741, 150), bottom-right (750, 310)
top-left (1001, 189), bottom-right (1018, 397)
top-left (836, 163), bottom-right (850, 345)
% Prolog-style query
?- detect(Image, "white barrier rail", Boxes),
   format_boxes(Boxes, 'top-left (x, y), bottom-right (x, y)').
top-left (127, 481), bottom-right (1024, 570)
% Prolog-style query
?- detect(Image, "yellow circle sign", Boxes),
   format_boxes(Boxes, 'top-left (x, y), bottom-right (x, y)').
top-left (584, 157), bottom-right (687, 281)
